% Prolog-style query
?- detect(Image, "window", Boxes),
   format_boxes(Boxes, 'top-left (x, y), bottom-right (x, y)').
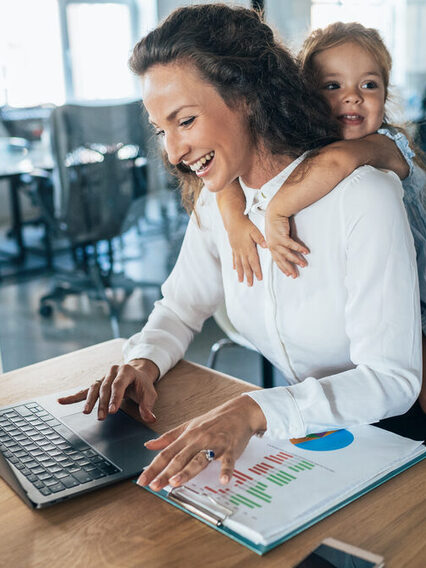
top-left (0, 0), bottom-right (66, 107)
top-left (0, 0), bottom-right (157, 107)
top-left (65, 2), bottom-right (136, 100)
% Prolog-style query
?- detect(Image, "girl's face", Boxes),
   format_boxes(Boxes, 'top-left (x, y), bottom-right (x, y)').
top-left (314, 41), bottom-right (385, 140)
top-left (141, 62), bottom-right (263, 193)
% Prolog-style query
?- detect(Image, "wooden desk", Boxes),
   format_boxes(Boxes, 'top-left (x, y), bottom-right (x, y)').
top-left (0, 339), bottom-right (424, 567)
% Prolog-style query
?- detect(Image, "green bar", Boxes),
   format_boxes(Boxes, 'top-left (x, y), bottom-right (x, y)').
top-left (232, 495), bottom-right (254, 509)
top-left (273, 474), bottom-right (289, 484)
top-left (247, 488), bottom-right (271, 503)
top-left (300, 460), bottom-right (314, 469)
top-left (248, 485), bottom-right (272, 500)
top-left (280, 470), bottom-right (296, 480)
top-left (274, 471), bottom-right (291, 482)
top-left (229, 497), bottom-right (240, 506)
top-left (267, 474), bottom-right (287, 486)
top-left (236, 493), bottom-right (261, 508)
top-left (270, 470), bottom-right (286, 480)
top-left (256, 482), bottom-right (267, 489)
top-left (288, 466), bottom-right (300, 473)
top-left (267, 477), bottom-right (284, 487)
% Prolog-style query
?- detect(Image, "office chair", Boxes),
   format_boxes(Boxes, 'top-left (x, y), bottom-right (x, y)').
top-left (36, 100), bottom-right (162, 337)
top-left (207, 304), bottom-right (274, 388)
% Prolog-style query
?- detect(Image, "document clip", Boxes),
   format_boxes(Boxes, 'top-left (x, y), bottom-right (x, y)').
top-left (168, 486), bottom-right (234, 527)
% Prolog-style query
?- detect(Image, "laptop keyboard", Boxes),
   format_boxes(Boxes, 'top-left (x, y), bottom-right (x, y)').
top-left (0, 403), bottom-right (121, 497)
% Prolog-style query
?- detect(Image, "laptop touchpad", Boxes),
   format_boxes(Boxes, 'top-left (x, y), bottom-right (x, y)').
top-left (61, 410), bottom-right (157, 471)
top-left (62, 409), bottom-right (154, 446)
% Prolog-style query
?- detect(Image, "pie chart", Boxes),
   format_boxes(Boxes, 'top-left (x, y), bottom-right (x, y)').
top-left (289, 429), bottom-right (354, 451)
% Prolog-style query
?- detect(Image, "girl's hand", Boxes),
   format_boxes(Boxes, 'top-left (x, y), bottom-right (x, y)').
top-left (265, 211), bottom-right (309, 278)
top-left (137, 395), bottom-right (266, 491)
top-left (228, 217), bottom-right (267, 286)
top-left (57, 359), bottom-right (159, 423)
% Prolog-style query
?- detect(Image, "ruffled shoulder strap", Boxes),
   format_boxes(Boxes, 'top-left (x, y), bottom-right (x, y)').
top-left (377, 126), bottom-right (415, 176)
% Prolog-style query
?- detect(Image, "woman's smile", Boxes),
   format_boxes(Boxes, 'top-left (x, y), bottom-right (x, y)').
top-left (186, 151), bottom-right (215, 176)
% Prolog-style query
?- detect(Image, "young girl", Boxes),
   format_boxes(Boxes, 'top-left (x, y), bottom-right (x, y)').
top-left (216, 22), bottom-right (426, 415)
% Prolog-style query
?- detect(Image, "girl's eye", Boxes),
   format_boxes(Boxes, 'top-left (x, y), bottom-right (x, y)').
top-left (362, 81), bottom-right (378, 89)
top-left (179, 116), bottom-right (195, 127)
top-left (323, 82), bottom-right (340, 91)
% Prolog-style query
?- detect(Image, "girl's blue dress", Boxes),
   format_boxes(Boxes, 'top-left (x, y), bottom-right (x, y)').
top-left (378, 126), bottom-right (426, 335)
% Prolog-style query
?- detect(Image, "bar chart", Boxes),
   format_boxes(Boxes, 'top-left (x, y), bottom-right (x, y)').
top-left (188, 445), bottom-right (325, 511)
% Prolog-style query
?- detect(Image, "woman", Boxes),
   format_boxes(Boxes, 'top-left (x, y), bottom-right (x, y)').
top-left (59, 5), bottom-right (422, 492)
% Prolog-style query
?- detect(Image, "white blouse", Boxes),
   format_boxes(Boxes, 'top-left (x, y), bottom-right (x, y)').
top-left (123, 157), bottom-right (422, 440)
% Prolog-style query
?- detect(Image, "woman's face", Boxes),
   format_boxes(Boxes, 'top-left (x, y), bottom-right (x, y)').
top-left (141, 63), bottom-right (257, 192)
top-left (314, 41), bottom-right (385, 140)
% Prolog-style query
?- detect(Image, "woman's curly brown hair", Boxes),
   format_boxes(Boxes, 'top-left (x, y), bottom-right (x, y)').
top-left (129, 3), bottom-right (340, 213)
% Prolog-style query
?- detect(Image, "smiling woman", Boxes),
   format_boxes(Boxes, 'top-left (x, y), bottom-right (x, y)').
top-left (129, 4), bottom-right (339, 212)
top-left (140, 62), bottom-right (258, 194)
top-left (58, 4), bottom-right (422, 492)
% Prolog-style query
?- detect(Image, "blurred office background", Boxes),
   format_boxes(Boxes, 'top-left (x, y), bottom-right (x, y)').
top-left (0, 0), bottom-right (425, 382)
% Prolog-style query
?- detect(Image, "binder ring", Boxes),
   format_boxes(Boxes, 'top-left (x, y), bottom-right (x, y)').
top-left (203, 449), bottom-right (215, 462)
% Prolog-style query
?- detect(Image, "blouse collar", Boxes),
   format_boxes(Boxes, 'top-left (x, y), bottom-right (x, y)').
top-left (239, 152), bottom-right (308, 214)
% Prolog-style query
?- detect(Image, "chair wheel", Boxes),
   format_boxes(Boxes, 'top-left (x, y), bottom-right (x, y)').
top-left (39, 304), bottom-right (53, 317)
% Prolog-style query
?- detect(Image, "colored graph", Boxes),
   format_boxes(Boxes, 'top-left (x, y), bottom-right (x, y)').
top-left (289, 429), bottom-right (354, 451)
top-left (194, 448), bottom-right (317, 510)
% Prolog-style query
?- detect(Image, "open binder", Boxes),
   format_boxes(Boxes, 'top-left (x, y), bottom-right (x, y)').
top-left (141, 425), bottom-right (425, 555)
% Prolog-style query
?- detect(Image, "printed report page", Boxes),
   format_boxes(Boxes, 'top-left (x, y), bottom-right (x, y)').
top-left (179, 426), bottom-right (424, 545)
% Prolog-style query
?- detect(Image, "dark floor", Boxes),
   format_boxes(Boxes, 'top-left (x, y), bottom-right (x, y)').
top-left (0, 195), bottom-right (270, 387)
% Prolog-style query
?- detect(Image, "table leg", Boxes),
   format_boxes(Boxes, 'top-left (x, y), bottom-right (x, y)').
top-left (9, 175), bottom-right (26, 263)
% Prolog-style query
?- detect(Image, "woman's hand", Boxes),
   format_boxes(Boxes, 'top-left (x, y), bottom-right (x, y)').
top-left (137, 395), bottom-right (266, 491)
top-left (265, 210), bottom-right (309, 278)
top-left (57, 358), bottom-right (160, 423)
top-left (228, 217), bottom-right (267, 286)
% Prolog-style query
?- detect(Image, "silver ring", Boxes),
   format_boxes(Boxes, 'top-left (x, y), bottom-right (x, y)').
top-left (203, 449), bottom-right (215, 462)
top-left (94, 378), bottom-right (103, 385)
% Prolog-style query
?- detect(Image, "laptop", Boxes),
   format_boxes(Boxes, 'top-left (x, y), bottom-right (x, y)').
top-left (0, 388), bottom-right (159, 509)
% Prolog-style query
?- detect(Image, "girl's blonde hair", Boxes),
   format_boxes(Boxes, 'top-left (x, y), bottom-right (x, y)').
top-left (299, 21), bottom-right (392, 100)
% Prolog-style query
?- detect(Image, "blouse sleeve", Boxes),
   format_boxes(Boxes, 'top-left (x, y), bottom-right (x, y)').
top-left (247, 167), bottom-right (422, 439)
top-left (122, 191), bottom-right (225, 378)
top-left (377, 126), bottom-right (415, 176)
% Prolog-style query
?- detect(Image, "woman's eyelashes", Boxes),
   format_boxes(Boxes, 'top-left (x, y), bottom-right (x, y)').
top-left (153, 116), bottom-right (195, 137)
top-left (179, 116), bottom-right (196, 128)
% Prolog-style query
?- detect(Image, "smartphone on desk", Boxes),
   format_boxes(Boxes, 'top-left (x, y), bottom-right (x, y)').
top-left (294, 538), bottom-right (384, 568)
